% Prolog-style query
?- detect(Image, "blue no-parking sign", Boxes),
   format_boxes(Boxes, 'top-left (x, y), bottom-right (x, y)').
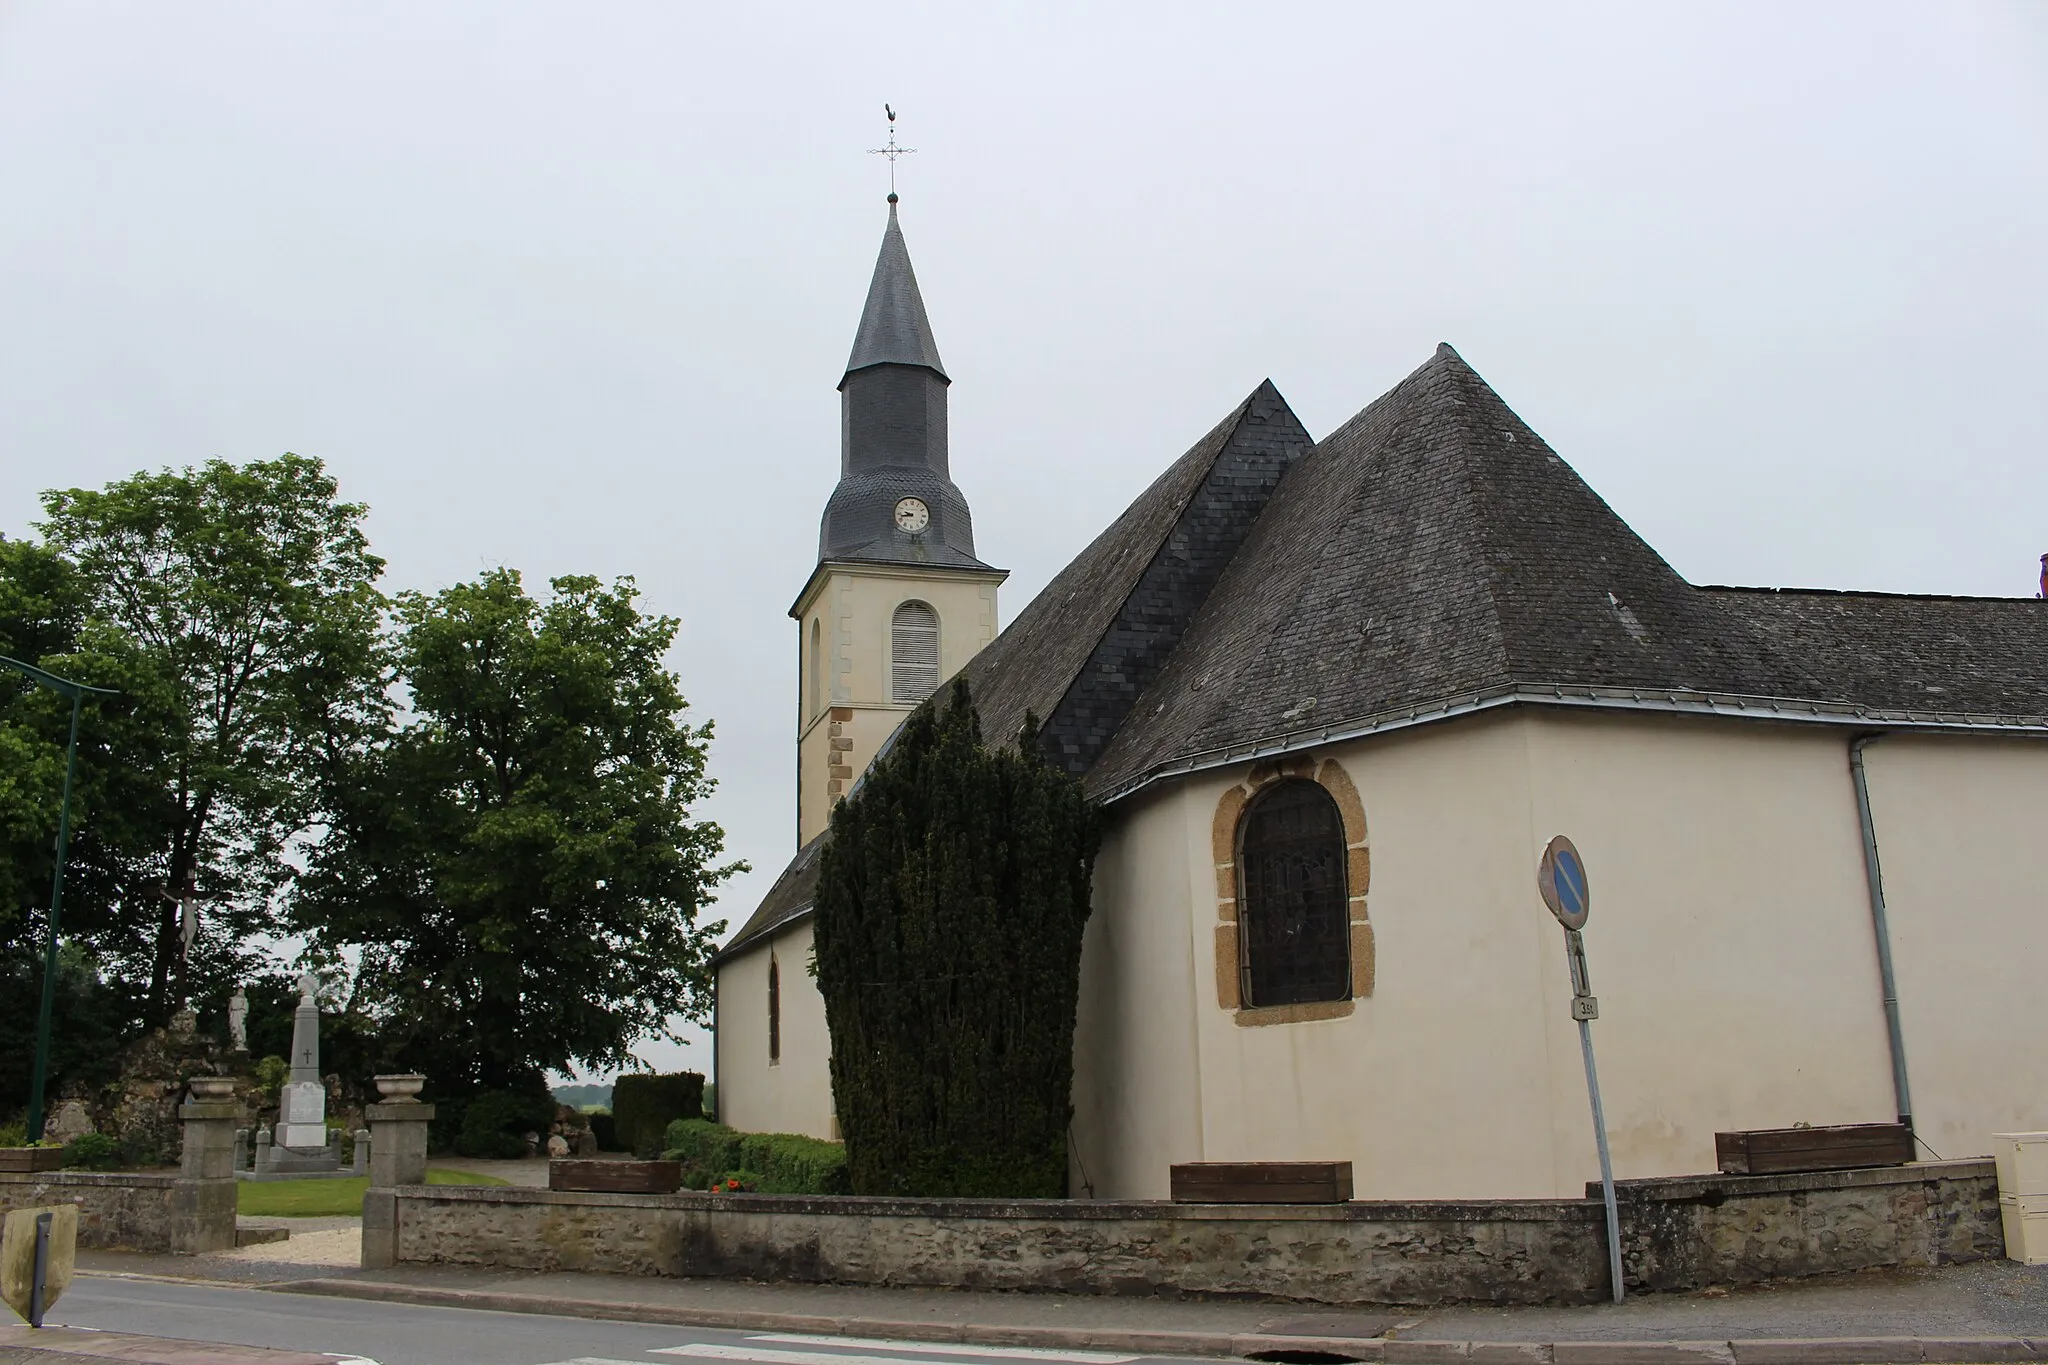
top-left (1538, 834), bottom-right (1590, 930)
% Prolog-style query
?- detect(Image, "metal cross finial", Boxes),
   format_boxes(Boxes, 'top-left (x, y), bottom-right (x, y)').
top-left (869, 103), bottom-right (916, 198)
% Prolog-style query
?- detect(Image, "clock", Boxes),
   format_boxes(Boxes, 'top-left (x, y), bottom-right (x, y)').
top-left (893, 497), bottom-right (931, 534)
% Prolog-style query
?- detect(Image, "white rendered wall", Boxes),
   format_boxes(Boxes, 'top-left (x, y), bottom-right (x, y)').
top-left (714, 921), bottom-right (835, 1141)
top-left (1079, 710), bottom-right (1934, 1199)
top-left (1860, 733), bottom-right (2048, 1161)
top-left (1069, 786), bottom-right (1206, 1198)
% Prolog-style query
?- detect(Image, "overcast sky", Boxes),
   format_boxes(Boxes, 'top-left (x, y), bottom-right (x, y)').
top-left (3, 2), bottom-right (2043, 1081)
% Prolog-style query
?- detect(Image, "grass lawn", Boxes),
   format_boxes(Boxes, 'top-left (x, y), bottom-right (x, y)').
top-left (236, 1167), bottom-right (511, 1218)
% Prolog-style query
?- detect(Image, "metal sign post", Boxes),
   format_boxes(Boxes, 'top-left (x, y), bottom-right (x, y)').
top-left (1538, 835), bottom-right (1624, 1304)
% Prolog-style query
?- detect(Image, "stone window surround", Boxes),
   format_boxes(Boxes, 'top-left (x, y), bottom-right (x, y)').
top-left (1212, 753), bottom-right (1373, 1026)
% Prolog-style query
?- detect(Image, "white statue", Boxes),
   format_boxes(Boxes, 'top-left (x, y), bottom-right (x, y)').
top-left (227, 990), bottom-right (249, 1051)
top-left (297, 972), bottom-right (319, 1007)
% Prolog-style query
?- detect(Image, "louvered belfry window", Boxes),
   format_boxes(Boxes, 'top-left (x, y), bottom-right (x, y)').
top-left (1239, 779), bottom-right (1351, 1007)
top-left (891, 601), bottom-right (940, 704)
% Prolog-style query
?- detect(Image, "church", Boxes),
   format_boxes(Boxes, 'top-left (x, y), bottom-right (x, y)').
top-left (711, 195), bottom-right (2048, 1201)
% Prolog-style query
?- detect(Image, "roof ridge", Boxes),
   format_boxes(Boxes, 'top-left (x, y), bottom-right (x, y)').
top-left (1430, 347), bottom-right (1520, 687)
top-left (1031, 380), bottom-right (1313, 774)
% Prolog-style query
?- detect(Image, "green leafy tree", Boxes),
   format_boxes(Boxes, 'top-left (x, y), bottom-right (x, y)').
top-left (30, 455), bottom-right (387, 1023)
top-left (811, 678), bottom-right (1100, 1198)
top-left (296, 569), bottom-right (738, 1094)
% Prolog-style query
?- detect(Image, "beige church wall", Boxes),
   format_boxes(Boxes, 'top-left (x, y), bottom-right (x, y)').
top-left (1068, 785), bottom-right (1207, 1199)
top-left (1110, 710), bottom-right (1911, 1202)
top-left (1858, 733), bottom-right (2048, 1162)
top-left (1180, 714), bottom-right (1568, 1201)
top-left (714, 922), bottom-right (836, 1142)
top-left (1514, 712), bottom-right (1898, 1192)
top-left (793, 564), bottom-right (1001, 844)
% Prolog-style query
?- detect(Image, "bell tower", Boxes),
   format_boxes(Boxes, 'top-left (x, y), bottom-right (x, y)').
top-left (791, 194), bottom-right (1005, 844)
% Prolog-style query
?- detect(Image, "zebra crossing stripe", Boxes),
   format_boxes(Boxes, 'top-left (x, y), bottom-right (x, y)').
top-left (654, 1343), bottom-right (1138, 1365)
top-left (749, 1335), bottom-right (1139, 1364)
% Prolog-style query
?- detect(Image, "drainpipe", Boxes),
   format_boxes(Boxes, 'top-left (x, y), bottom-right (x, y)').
top-left (709, 973), bottom-right (721, 1124)
top-left (1848, 734), bottom-right (1913, 1134)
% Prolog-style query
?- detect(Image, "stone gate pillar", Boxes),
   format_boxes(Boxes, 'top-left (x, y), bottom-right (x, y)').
top-left (171, 1076), bottom-right (240, 1253)
top-left (361, 1074), bottom-right (433, 1270)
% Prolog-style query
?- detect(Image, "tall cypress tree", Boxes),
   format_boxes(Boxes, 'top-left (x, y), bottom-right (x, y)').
top-left (812, 678), bottom-right (1099, 1198)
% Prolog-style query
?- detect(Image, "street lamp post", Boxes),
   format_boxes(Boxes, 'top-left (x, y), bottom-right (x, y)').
top-left (2, 655), bottom-right (116, 1144)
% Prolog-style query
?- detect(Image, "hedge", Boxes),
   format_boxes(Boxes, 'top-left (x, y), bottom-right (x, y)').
top-left (613, 1072), bottom-right (704, 1157)
top-left (663, 1118), bottom-right (850, 1195)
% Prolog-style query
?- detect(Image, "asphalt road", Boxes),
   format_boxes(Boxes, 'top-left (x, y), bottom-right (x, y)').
top-left (51, 1275), bottom-right (1226, 1365)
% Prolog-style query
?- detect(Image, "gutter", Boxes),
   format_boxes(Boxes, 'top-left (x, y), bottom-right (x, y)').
top-left (1848, 735), bottom-right (1914, 1133)
top-left (1095, 682), bottom-right (2048, 805)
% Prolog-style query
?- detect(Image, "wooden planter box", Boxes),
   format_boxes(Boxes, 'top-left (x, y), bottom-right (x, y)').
top-left (548, 1159), bottom-right (682, 1194)
top-left (1170, 1161), bottom-right (1353, 1204)
top-left (1715, 1123), bottom-right (1914, 1176)
top-left (0, 1146), bottom-right (65, 1173)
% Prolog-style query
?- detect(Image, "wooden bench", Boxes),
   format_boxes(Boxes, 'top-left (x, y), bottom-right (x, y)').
top-left (1715, 1123), bottom-right (1914, 1176)
top-left (1169, 1161), bottom-right (1353, 1203)
top-left (548, 1159), bottom-right (682, 1194)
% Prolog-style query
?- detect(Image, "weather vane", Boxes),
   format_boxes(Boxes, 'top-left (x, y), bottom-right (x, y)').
top-left (869, 104), bottom-right (915, 199)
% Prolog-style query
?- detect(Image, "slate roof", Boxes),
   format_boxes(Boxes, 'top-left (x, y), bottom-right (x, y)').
top-left (718, 830), bottom-right (826, 964)
top-left (957, 381), bottom-right (1314, 773)
top-left (843, 201), bottom-right (947, 381)
top-left (1707, 587), bottom-right (2048, 722)
top-left (723, 342), bottom-right (2048, 961)
top-left (1088, 345), bottom-right (2045, 794)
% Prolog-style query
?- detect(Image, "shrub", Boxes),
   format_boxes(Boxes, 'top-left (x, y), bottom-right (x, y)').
top-left (812, 678), bottom-right (1099, 1197)
top-left (453, 1088), bottom-right (555, 1159)
top-left (738, 1130), bottom-right (850, 1194)
top-left (612, 1073), bottom-right (703, 1157)
top-left (663, 1116), bottom-right (742, 1173)
top-left (116, 1131), bottom-right (162, 1168)
top-left (251, 1055), bottom-right (290, 1109)
top-left (663, 1118), bottom-right (848, 1195)
top-left (0, 1120), bottom-right (26, 1148)
top-left (587, 1109), bottom-right (618, 1152)
top-left (62, 1133), bottom-right (122, 1170)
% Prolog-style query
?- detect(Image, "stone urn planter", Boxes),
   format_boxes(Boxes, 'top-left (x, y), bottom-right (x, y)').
top-left (373, 1074), bottom-right (426, 1102)
top-left (0, 1146), bottom-right (66, 1173)
top-left (187, 1076), bottom-right (238, 1102)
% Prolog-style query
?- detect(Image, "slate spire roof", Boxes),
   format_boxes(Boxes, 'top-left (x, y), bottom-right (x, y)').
top-left (813, 198), bottom-right (993, 576)
top-left (843, 198), bottom-right (948, 382)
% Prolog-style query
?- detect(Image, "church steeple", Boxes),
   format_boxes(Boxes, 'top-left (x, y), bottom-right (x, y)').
top-left (844, 198), bottom-right (947, 380)
top-left (791, 187), bottom-right (1006, 846)
top-left (817, 198), bottom-right (990, 570)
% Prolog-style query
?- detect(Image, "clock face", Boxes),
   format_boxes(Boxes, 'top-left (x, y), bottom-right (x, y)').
top-left (893, 497), bottom-right (931, 534)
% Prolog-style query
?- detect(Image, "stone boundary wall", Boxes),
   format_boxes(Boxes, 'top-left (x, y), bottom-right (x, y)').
top-left (381, 1159), bottom-right (2001, 1305)
top-left (380, 1186), bottom-right (1606, 1304)
top-left (1610, 1158), bottom-right (2001, 1291)
top-left (0, 1170), bottom-right (233, 1253)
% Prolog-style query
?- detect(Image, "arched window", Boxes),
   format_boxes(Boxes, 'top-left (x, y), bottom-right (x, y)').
top-left (808, 618), bottom-right (823, 718)
top-left (767, 954), bottom-right (781, 1064)
top-left (891, 600), bottom-right (940, 704)
top-left (1237, 779), bottom-right (1351, 1007)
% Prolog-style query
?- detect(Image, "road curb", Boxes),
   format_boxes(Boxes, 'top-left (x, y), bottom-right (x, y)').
top-left (271, 1278), bottom-right (1386, 1357)
top-left (262, 1279), bottom-right (2048, 1363)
